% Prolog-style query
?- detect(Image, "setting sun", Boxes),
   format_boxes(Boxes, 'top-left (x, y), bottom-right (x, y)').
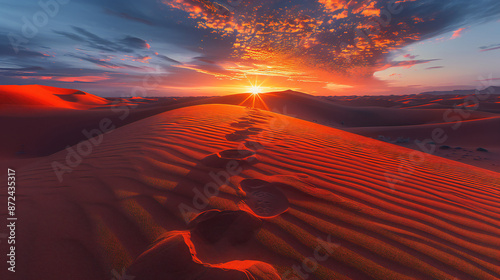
top-left (250, 86), bottom-right (261, 95)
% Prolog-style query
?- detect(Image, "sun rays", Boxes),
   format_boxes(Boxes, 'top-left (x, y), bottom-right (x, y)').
top-left (250, 86), bottom-right (261, 95)
top-left (238, 75), bottom-right (270, 110)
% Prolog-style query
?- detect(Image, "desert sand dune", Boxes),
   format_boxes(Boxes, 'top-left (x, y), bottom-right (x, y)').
top-left (2, 85), bottom-right (496, 162)
top-left (199, 90), bottom-right (497, 127)
top-left (0, 86), bottom-right (207, 158)
top-left (3, 104), bottom-right (499, 280)
top-left (344, 112), bottom-right (500, 172)
top-left (325, 91), bottom-right (500, 114)
top-left (0, 85), bottom-right (110, 109)
top-left (347, 116), bottom-right (500, 148)
top-left (213, 90), bottom-right (499, 173)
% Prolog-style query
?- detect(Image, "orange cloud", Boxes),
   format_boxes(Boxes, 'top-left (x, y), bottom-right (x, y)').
top-left (451, 27), bottom-right (467, 39)
top-left (56, 76), bottom-right (110, 82)
top-left (359, 1), bottom-right (381, 17)
top-left (162, 0), bottom-right (430, 95)
top-left (331, 10), bottom-right (348, 20)
top-left (318, 0), bottom-right (347, 13)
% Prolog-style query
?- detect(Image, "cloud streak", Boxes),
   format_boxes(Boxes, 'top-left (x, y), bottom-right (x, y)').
top-left (54, 26), bottom-right (150, 53)
top-left (480, 43), bottom-right (500, 52)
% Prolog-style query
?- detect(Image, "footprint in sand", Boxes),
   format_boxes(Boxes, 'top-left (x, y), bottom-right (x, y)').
top-left (188, 210), bottom-right (262, 245)
top-left (128, 211), bottom-right (279, 279)
top-left (225, 132), bottom-right (249, 142)
top-left (240, 179), bottom-right (290, 218)
top-left (238, 116), bottom-right (254, 121)
top-left (225, 128), bottom-right (261, 141)
top-left (236, 128), bottom-right (260, 136)
top-left (230, 121), bottom-right (254, 128)
top-left (219, 149), bottom-right (256, 159)
top-left (247, 127), bottom-right (263, 133)
top-left (202, 149), bottom-right (257, 168)
top-left (245, 140), bottom-right (264, 150)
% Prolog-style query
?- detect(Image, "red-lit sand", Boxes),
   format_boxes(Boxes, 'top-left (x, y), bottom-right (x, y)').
top-left (3, 104), bottom-right (499, 280)
top-left (0, 85), bottom-right (193, 158)
top-left (2, 86), bottom-right (498, 172)
top-left (346, 116), bottom-right (500, 172)
top-left (205, 90), bottom-right (500, 172)
top-left (203, 90), bottom-right (497, 127)
top-left (0, 85), bottom-right (110, 109)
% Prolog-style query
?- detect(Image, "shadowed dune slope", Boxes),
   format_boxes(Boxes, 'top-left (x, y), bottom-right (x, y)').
top-left (346, 116), bottom-right (500, 148)
top-left (197, 90), bottom-right (497, 127)
top-left (2, 104), bottom-right (500, 280)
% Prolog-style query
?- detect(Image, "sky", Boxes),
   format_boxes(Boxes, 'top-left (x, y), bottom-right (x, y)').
top-left (1, 0), bottom-right (500, 97)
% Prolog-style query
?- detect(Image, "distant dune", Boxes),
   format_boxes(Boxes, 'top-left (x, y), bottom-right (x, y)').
top-left (419, 86), bottom-right (500, 96)
top-left (0, 85), bottom-right (202, 158)
top-left (200, 90), bottom-right (497, 127)
top-left (325, 91), bottom-right (500, 114)
top-left (0, 85), bottom-right (110, 109)
top-left (320, 92), bottom-right (500, 172)
top-left (3, 104), bottom-right (499, 280)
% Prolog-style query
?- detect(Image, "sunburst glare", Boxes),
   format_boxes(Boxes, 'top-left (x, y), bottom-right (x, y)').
top-left (250, 85), bottom-right (261, 95)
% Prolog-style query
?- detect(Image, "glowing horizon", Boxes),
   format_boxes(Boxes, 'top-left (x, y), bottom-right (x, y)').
top-left (1, 1), bottom-right (500, 96)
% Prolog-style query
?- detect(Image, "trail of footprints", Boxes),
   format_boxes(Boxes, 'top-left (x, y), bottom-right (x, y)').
top-left (126, 108), bottom-right (500, 280)
top-left (128, 109), bottom-right (290, 279)
top-left (202, 108), bottom-right (290, 218)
